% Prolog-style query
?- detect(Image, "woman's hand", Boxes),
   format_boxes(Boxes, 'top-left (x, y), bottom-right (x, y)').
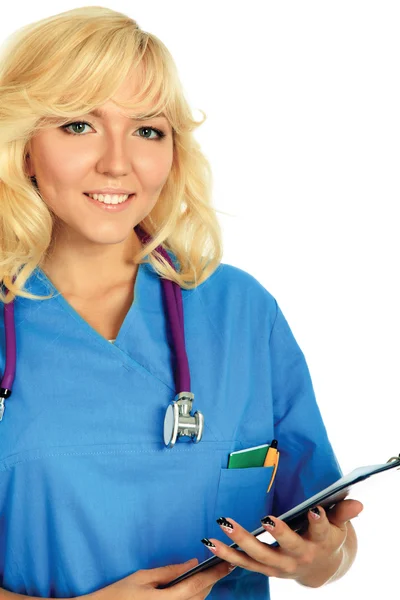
top-left (85, 556), bottom-right (232, 600)
top-left (200, 498), bottom-right (363, 587)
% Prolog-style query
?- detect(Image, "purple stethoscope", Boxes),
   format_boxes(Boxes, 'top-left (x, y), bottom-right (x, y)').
top-left (0, 223), bottom-right (204, 447)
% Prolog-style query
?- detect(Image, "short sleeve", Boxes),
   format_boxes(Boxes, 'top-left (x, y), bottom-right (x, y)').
top-left (269, 303), bottom-right (343, 517)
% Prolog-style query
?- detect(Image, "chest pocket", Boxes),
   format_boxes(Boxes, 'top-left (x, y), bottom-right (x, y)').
top-left (213, 465), bottom-right (274, 533)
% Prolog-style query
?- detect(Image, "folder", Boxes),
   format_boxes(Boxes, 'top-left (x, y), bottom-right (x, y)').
top-left (158, 453), bottom-right (400, 589)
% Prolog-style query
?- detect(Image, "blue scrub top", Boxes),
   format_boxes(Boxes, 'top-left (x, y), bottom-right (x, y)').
top-left (0, 258), bottom-right (342, 599)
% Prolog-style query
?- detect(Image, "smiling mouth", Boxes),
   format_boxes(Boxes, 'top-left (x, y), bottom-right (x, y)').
top-left (83, 193), bottom-right (134, 197)
top-left (83, 192), bottom-right (134, 203)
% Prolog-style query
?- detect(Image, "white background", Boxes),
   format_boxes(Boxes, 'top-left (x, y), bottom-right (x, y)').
top-left (2, 1), bottom-right (399, 598)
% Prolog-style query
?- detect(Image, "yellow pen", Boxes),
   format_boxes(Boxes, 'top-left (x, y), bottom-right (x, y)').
top-left (263, 439), bottom-right (279, 493)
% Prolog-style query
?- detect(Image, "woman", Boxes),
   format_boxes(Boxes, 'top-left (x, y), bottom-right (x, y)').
top-left (0, 6), bottom-right (362, 599)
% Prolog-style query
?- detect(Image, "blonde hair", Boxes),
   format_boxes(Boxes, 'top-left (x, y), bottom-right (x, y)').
top-left (0, 6), bottom-right (228, 304)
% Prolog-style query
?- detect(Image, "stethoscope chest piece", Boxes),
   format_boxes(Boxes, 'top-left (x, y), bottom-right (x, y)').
top-left (163, 392), bottom-right (204, 448)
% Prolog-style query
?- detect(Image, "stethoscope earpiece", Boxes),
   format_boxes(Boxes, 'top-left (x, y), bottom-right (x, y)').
top-left (163, 392), bottom-right (204, 448)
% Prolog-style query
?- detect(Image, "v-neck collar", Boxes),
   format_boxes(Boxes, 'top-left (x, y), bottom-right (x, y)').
top-left (31, 261), bottom-right (148, 345)
top-left (18, 254), bottom-right (182, 392)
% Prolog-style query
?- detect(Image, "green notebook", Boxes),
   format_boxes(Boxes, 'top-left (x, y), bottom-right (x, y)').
top-left (228, 443), bottom-right (271, 468)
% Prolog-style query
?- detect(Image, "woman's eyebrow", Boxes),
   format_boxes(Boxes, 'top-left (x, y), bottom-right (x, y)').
top-left (87, 108), bottom-right (167, 121)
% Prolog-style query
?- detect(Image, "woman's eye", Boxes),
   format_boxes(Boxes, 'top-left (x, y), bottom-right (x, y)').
top-left (61, 121), bottom-right (93, 135)
top-left (61, 121), bottom-right (165, 140)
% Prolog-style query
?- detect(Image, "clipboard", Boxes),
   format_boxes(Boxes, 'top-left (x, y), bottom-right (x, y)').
top-left (157, 454), bottom-right (400, 589)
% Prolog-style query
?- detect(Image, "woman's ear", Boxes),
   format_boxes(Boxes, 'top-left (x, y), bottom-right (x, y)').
top-left (24, 150), bottom-right (34, 178)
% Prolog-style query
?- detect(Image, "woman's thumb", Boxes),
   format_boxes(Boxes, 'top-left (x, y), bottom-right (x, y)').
top-left (149, 557), bottom-right (199, 585)
top-left (183, 558), bottom-right (199, 566)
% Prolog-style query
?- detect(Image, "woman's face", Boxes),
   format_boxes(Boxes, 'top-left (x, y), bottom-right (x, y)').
top-left (25, 71), bottom-right (174, 247)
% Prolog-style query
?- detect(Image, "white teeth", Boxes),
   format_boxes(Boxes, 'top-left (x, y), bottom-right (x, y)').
top-left (87, 193), bottom-right (130, 204)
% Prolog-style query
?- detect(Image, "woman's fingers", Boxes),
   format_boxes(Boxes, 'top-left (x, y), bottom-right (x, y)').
top-left (170, 559), bottom-right (231, 600)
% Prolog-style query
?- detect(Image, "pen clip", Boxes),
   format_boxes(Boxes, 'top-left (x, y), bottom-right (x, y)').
top-left (266, 451), bottom-right (280, 493)
top-left (386, 454), bottom-right (400, 470)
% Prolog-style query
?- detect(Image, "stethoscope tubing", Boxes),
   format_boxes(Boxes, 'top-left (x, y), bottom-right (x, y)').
top-left (0, 224), bottom-right (191, 401)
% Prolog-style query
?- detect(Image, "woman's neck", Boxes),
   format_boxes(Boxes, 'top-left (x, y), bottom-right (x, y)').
top-left (40, 228), bottom-right (141, 300)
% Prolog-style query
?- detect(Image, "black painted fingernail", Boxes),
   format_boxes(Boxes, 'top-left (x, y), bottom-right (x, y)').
top-left (201, 538), bottom-right (216, 548)
top-left (261, 516), bottom-right (275, 528)
top-left (216, 517), bottom-right (234, 530)
top-left (310, 507), bottom-right (320, 516)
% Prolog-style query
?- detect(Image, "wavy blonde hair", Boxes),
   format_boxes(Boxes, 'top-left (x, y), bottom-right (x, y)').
top-left (0, 6), bottom-right (228, 304)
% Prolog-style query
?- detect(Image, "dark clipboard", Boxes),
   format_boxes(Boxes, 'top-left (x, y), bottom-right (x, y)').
top-left (157, 454), bottom-right (400, 589)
